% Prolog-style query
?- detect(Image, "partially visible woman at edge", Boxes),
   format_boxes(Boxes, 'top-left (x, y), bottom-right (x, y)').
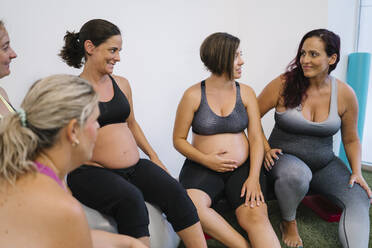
top-left (258, 29), bottom-right (371, 248)
top-left (60, 19), bottom-right (206, 248)
top-left (0, 21), bottom-right (146, 248)
top-left (0, 74), bottom-right (97, 247)
top-left (0, 20), bottom-right (17, 116)
top-left (173, 32), bottom-right (281, 248)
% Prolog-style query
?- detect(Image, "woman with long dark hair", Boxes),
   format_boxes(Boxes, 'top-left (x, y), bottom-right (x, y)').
top-left (258, 29), bottom-right (371, 248)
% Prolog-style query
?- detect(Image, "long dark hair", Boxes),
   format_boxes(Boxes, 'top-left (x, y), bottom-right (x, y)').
top-left (282, 29), bottom-right (340, 108)
top-left (59, 19), bottom-right (121, 68)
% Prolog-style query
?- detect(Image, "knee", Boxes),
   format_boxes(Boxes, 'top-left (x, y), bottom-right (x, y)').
top-left (187, 189), bottom-right (212, 210)
top-left (276, 172), bottom-right (311, 193)
top-left (117, 186), bottom-right (145, 210)
top-left (236, 206), bottom-right (268, 230)
top-left (342, 192), bottom-right (371, 213)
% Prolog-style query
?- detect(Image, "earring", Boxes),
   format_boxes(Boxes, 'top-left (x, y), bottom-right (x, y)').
top-left (72, 139), bottom-right (80, 147)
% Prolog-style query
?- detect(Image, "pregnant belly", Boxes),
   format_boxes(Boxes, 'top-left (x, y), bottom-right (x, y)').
top-left (91, 123), bottom-right (140, 169)
top-left (192, 132), bottom-right (249, 166)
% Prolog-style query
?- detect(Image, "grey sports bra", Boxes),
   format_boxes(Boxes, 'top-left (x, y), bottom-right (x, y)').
top-left (191, 80), bottom-right (249, 135)
top-left (275, 76), bottom-right (341, 137)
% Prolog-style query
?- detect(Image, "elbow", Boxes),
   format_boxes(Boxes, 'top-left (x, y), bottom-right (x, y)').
top-left (173, 137), bottom-right (184, 152)
top-left (342, 134), bottom-right (360, 147)
top-left (173, 138), bottom-right (180, 150)
top-left (249, 132), bottom-right (263, 145)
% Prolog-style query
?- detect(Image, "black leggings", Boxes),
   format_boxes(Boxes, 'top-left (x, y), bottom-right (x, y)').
top-left (179, 158), bottom-right (267, 209)
top-left (67, 159), bottom-right (199, 238)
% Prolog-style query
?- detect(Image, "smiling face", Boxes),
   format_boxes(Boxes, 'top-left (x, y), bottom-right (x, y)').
top-left (87, 35), bottom-right (122, 75)
top-left (300, 37), bottom-right (336, 79)
top-left (0, 26), bottom-right (17, 78)
top-left (233, 47), bottom-right (244, 79)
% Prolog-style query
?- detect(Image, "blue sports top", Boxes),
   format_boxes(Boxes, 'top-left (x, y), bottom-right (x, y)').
top-left (274, 76), bottom-right (341, 137)
top-left (191, 80), bottom-right (249, 135)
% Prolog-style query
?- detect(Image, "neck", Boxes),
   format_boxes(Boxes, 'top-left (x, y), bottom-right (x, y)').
top-left (34, 151), bottom-right (67, 181)
top-left (207, 74), bottom-right (235, 89)
top-left (80, 62), bottom-right (109, 85)
top-left (308, 72), bottom-right (330, 89)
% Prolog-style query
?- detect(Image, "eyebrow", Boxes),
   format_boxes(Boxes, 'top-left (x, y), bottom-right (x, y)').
top-left (1, 41), bottom-right (9, 47)
top-left (301, 49), bottom-right (320, 53)
top-left (108, 47), bottom-right (122, 51)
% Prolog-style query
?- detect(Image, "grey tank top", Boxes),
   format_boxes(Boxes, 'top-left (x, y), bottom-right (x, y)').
top-left (274, 76), bottom-right (341, 137)
top-left (191, 81), bottom-right (249, 135)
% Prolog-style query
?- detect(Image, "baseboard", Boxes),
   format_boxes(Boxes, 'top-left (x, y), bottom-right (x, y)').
top-left (362, 163), bottom-right (372, 172)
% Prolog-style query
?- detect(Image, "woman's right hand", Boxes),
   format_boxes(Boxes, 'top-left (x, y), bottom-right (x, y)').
top-left (204, 150), bottom-right (238, 172)
top-left (264, 148), bottom-right (282, 171)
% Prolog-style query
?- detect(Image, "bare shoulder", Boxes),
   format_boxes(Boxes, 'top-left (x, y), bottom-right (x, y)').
top-left (183, 82), bottom-right (202, 101)
top-left (176, 82), bottom-right (203, 112)
top-left (337, 78), bottom-right (357, 101)
top-left (21, 173), bottom-right (85, 218)
top-left (111, 75), bottom-right (131, 94)
top-left (336, 78), bottom-right (358, 116)
top-left (258, 75), bottom-right (286, 102)
top-left (2, 174), bottom-right (91, 247)
top-left (239, 83), bottom-right (256, 97)
top-left (264, 75), bottom-right (286, 93)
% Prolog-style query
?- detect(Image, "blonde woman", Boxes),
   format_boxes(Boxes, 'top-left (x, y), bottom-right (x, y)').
top-left (0, 20), bottom-right (17, 116)
top-left (0, 75), bottom-right (146, 248)
top-left (0, 75), bottom-right (98, 247)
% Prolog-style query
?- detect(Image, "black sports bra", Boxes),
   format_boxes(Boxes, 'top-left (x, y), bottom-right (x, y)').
top-left (191, 81), bottom-right (249, 135)
top-left (97, 76), bottom-right (131, 127)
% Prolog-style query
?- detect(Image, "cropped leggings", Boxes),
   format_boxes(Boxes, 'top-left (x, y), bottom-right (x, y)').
top-left (67, 159), bottom-right (199, 238)
top-left (268, 154), bottom-right (370, 248)
top-left (179, 158), bottom-right (267, 209)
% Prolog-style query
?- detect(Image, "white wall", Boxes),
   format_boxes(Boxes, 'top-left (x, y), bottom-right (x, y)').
top-left (359, 0), bottom-right (372, 164)
top-left (328, 0), bottom-right (359, 155)
top-left (1, 0), bottom-right (328, 176)
top-left (328, 0), bottom-right (372, 164)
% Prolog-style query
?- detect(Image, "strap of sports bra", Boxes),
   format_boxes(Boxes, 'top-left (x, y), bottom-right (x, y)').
top-left (0, 94), bottom-right (15, 113)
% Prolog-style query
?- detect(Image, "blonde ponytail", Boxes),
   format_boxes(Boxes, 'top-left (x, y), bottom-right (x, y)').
top-left (0, 74), bottom-right (98, 184)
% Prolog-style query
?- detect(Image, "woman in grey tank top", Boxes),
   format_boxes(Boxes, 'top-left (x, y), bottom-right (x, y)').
top-left (258, 29), bottom-right (371, 248)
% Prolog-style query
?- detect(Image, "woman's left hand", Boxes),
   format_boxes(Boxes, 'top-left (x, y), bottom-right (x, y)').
top-left (349, 173), bottom-right (372, 202)
top-left (150, 156), bottom-right (170, 175)
top-left (240, 177), bottom-right (265, 208)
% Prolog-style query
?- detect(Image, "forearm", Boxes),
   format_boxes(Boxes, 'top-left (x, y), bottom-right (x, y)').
top-left (261, 128), bottom-right (271, 152)
top-left (128, 121), bottom-right (158, 159)
top-left (248, 135), bottom-right (264, 180)
top-left (173, 138), bottom-right (207, 165)
top-left (344, 140), bottom-right (362, 174)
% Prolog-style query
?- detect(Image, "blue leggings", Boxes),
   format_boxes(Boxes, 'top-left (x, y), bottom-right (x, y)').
top-left (268, 154), bottom-right (370, 248)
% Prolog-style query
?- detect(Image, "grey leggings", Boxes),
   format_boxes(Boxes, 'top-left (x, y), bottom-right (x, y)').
top-left (269, 154), bottom-right (370, 248)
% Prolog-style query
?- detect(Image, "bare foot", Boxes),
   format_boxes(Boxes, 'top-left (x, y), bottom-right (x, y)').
top-left (280, 220), bottom-right (303, 248)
